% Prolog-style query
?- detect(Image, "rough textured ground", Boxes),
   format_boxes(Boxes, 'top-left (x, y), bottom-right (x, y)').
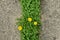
top-left (0, 0), bottom-right (60, 40)
top-left (41, 0), bottom-right (60, 40)
top-left (0, 0), bottom-right (21, 40)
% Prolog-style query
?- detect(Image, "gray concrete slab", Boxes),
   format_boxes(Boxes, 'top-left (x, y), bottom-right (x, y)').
top-left (0, 0), bottom-right (21, 40)
top-left (41, 0), bottom-right (60, 40)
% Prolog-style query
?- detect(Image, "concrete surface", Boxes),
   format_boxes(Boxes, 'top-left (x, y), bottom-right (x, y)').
top-left (41, 0), bottom-right (60, 40)
top-left (0, 0), bottom-right (21, 40)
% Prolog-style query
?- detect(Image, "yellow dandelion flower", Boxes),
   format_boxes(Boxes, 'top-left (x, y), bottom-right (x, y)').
top-left (18, 26), bottom-right (22, 31)
top-left (28, 17), bottom-right (32, 22)
top-left (34, 22), bottom-right (38, 25)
